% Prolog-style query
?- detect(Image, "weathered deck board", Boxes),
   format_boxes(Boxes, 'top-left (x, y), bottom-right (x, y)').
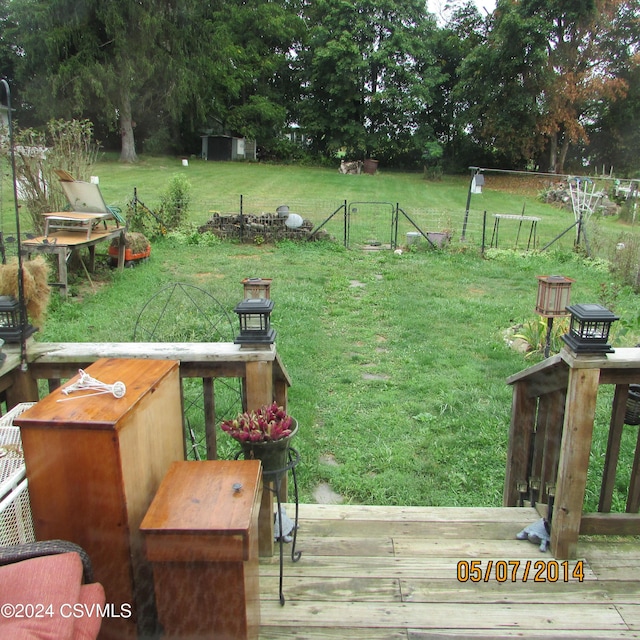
top-left (259, 504), bottom-right (640, 639)
top-left (259, 601), bottom-right (625, 630)
top-left (260, 555), bottom-right (590, 581)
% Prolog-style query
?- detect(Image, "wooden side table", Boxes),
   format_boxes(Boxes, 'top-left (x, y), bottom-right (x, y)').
top-left (16, 358), bottom-right (184, 640)
top-left (141, 460), bottom-right (262, 640)
top-left (22, 227), bottom-right (125, 297)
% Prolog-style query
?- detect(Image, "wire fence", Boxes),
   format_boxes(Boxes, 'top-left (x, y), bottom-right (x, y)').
top-left (1, 177), bottom-right (638, 282)
top-left (145, 194), bottom-right (597, 256)
top-left (93, 187), bottom-right (627, 256)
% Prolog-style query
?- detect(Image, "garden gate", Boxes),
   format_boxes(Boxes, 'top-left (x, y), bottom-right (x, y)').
top-left (311, 201), bottom-right (437, 250)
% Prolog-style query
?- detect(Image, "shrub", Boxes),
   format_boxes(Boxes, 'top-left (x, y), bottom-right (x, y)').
top-left (159, 173), bottom-right (191, 231)
top-left (610, 233), bottom-right (640, 290)
top-left (0, 119), bottom-right (99, 233)
top-left (513, 316), bottom-right (569, 358)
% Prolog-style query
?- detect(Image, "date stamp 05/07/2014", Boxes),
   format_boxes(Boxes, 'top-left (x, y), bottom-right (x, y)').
top-left (456, 559), bottom-right (586, 583)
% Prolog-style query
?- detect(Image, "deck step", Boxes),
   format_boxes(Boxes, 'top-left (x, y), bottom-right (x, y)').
top-left (258, 504), bottom-right (640, 639)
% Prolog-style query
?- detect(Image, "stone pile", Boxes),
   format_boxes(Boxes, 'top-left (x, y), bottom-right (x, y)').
top-left (198, 212), bottom-right (329, 243)
top-left (540, 181), bottom-right (619, 216)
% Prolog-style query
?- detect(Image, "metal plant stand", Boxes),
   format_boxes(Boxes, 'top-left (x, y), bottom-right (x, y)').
top-left (237, 447), bottom-right (301, 605)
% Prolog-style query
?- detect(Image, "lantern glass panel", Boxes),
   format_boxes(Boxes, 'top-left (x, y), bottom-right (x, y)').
top-left (0, 296), bottom-right (19, 328)
top-left (240, 312), bottom-right (268, 332)
top-left (0, 308), bottom-right (18, 329)
top-left (569, 316), bottom-right (611, 341)
top-left (535, 275), bottom-right (574, 317)
top-left (242, 278), bottom-right (272, 300)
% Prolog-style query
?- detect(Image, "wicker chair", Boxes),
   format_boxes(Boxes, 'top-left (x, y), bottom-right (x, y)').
top-left (0, 539), bottom-right (105, 639)
top-left (625, 384), bottom-right (640, 426)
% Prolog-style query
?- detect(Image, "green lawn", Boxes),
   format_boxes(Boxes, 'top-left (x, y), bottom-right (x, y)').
top-left (86, 157), bottom-right (633, 256)
top-left (33, 157), bottom-right (640, 512)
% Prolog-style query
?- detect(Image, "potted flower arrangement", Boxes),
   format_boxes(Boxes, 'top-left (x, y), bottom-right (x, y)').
top-left (220, 402), bottom-right (298, 473)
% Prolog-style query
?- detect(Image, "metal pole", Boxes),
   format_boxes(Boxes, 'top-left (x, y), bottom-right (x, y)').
top-left (461, 167), bottom-right (476, 241)
top-left (544, 317), bottom-right (554, 359)
top-left (1, 79), bottom-right (28, 369)
top-left (481, 210), bottom-right (486, 256)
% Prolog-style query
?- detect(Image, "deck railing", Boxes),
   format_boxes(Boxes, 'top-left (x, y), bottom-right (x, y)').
top-left (0, 341), bottom-right (291, 461)
top-left (504, 347), bottom-right (640, 558)
top-left (0, 340), bottom-right (292, 557)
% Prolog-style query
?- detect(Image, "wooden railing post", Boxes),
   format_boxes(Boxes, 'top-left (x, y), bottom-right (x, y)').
top-left (203, 377), bottom-right (216, 460)
top-left (5, 367), bottom-right (39, 407)
top-left (245, 360), bottom-right (273, 412)
top-left (245, 359), bottom-right (277, 556)
top-left (551, 367), bottom-right (599, 559)
top-left (599, 383), bottom-right (628, 512)
top-left (503, 381), bottom-right (536, 506)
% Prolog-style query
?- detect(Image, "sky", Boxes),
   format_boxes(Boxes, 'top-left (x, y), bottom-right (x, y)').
top-left (475, 0), bottom-right (496, 15)
top-left (427, 0), bottom-right (497, 23)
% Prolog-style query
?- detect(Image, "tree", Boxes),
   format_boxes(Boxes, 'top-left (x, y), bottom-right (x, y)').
top-left (455, 2), bottom-right (553, 168)
top-left (584, 63), bottom-right (640, 174)
top-left (0, 0), bottom-right (17, 87)
top-left (457, 0), bottom-right (632, 173)
top-left (298, 0), bottom-right (442, 165)
top-left (187, 0), bottom-right (305, 147)
top-left (581, 0), bottom-right (640, 174)
top-left (8, 0), bottom-right (206, 162)
top-left (431, 1), bottom-right (490, 170)
top-left (7, 0), bottom-right (306, 160)
top-left (528, 0), bottom-right (630, 173)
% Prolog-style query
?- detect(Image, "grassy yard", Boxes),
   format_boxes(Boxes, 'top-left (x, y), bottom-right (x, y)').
top-left (18, 158), bottom-right (640, 511)
top-left (88, 156), bottom-right (635, 254)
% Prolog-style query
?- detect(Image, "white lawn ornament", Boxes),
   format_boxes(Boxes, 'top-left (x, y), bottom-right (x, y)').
top-left (516, 517), bottom-right (550, 552)
top-left (57, 369), bottom-right (126, 402)
top-left (285, 213), bottom-right (303, 229)
top-left (569, 177), bottom-right (603, 224)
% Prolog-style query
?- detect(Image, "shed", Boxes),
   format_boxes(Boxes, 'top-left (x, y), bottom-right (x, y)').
top-left (201, 135), bottom-right (256, 161)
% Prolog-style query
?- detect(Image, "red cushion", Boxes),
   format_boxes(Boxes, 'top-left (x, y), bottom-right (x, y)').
top-left (0, 552), bottom-right (83, 639)
top-left (72, 583), bottom-right (105, 640)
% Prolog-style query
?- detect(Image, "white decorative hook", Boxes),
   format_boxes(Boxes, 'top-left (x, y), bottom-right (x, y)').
top-left (57, 369), bottom-right (126, 402)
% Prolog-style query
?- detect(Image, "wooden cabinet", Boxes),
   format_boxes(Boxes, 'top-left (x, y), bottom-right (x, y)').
top-left (16, 358), bottom-right (184, 640)
top-left (141, 460), bottom-right (262, 640)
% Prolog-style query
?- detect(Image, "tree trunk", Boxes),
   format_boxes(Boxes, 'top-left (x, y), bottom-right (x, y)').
top-left (557, 136), bottom-right (571, 176)
top-left (548, 131), bottom-right (558, 173)
top-left (119, 86), bottom-right (138, 163)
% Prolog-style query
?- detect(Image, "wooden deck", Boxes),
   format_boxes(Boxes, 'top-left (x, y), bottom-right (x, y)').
top-left (258, 504), bottom-right (640, 639)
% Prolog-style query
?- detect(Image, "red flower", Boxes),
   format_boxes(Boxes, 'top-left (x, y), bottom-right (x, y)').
top-left (220, 402), bottom-right (294, 443)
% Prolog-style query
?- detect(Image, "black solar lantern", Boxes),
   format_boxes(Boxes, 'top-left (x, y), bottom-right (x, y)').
top-left (535, 275), bottom-right (574, 357)
top-left (0, 295), bottom-right (36, 343)
top-left (234, 298), bottom-right (276, 346)
top-left (241, 277), bottom-right (272, 300)
top-left (561, 303), bottom-right (619, 355)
